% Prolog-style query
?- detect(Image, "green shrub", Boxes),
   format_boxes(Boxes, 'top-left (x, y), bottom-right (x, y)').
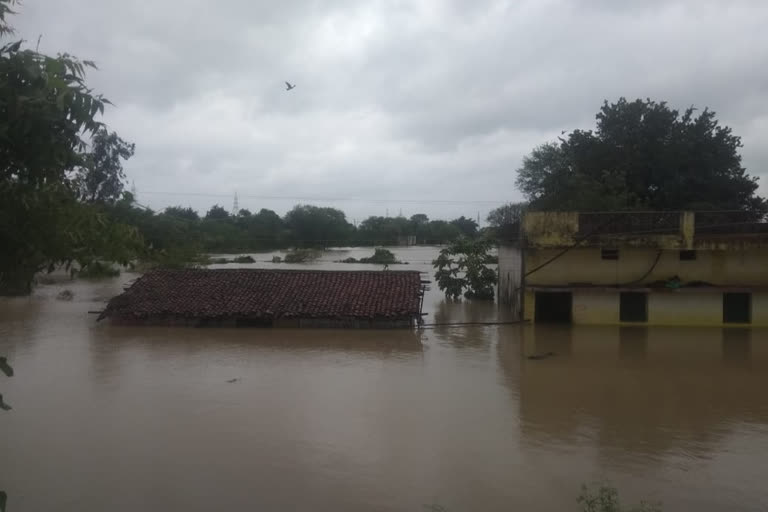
top-left (338, 248), bottom-right (402, 264)
top-left (233, 255), bottom-right (255, 263)
top-left (271, 256), bottom-right (282, 263)
top-left (433, 238), bottom-right (497, 300)
top-left (359, 248), bottom-right (400, 264)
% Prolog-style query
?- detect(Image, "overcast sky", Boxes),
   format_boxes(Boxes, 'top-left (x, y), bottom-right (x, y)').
top-left (12, 0), bottom-right (768, 223)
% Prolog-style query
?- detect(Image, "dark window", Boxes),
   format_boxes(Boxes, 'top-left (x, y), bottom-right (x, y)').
top-left (723, 293), bottom-right (751, 324)
top-left (620, 292), bottom-right (648, 322)
top-left (601, 248), bottom-right (619, 260)
top-left (535, 292), bottom-right (572, 323)
top-left (679, 250), bottom-right (697, 261)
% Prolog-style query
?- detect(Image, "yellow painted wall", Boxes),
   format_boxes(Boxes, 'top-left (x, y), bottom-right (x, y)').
top-left (523, 212), bottom-right (579, 246)
top-left (648, 293), bottom-right (723, 326)
top-left (753, 293), bottom-right (768, 325)
top-left (572, 290), bottom-right (619, 324)
top-left (525, 247), bottom-right (768, 286)
top-left (523, 289), bottom-right (768, 327)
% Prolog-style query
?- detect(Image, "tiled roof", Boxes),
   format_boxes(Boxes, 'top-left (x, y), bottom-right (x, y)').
top-left (100, 269), bottom-right (423, 321)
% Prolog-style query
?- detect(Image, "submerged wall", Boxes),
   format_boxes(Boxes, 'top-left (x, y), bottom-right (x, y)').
top-left (497, 244), bottom-right (523, 321)
top-left (523, 289), bottom-right (768, 327)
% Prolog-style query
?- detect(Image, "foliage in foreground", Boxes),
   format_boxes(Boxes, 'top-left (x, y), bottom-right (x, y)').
top-left (578, 484), bottom-right (661, 512)
top-left (0, 1), bottom-right (142, 295)
top-left (433, 238), bottom-right (497, 300)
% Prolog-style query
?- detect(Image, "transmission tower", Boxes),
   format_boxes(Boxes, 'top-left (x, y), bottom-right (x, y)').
top-left (232, 191), bottom-right (239, 214)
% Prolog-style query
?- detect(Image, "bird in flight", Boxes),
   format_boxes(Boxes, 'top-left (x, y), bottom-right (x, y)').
top-left (0, 357), bottom-right (12, 377)
top-left (285, 81), bottom-right (296, 91)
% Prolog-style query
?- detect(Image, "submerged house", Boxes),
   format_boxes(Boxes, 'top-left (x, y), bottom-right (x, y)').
top-left (499, 211), bottom-right (768, 326)
top-left (100, 269), bottom-right (424, 328)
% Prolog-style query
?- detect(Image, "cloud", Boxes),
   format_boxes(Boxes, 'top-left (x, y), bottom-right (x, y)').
top-left (10, 0), bottom-right (768, 221)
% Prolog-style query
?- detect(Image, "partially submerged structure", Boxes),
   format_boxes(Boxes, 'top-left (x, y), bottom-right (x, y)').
top-left (498, 211), bottom-right (768, 326)
top-left (100, 269), bottom-right (424, 328)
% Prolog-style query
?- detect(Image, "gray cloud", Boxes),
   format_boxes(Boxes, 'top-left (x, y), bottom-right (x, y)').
top-left (10, 0), bottom-right (768, 221)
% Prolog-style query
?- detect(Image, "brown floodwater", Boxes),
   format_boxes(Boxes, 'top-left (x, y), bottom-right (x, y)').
top-left (1, 246), bottom-right (767, 511)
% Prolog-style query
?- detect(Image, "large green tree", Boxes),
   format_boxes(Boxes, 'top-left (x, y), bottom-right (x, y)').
top-left (0, 0), bottom-right (141, 294)
top-left (75, 127), bottom-right (135, 204)
top-left (516, 98), bottom-right (767, 213)
top-left (284, 204), bottom-right (353, 247)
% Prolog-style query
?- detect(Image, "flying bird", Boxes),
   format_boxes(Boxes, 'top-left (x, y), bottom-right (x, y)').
top-left (0, 393), bottom-right (11, 411)
top-left (285, 81), bottom-right (296, 91)
top-left (0, 357), bottom-right (12, 377)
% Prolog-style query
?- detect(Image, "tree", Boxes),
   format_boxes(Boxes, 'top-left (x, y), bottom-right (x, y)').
top-left (450, 216), bottom-right (478, 238)
top-left (516, 98), bottom-right (767, 213)
top-left (358, 215), bottom-right (411, 245)
top-left (164, 206), bottom-right (200, 222)
top-left (433, 238), bottom-right (497, 300)
top-left (284, 204), bottom-right (353, 247)
top-left (75, 127), bottom-right (135, 203)
top-left (425, 220), bottom-right (462, 243)
top-left (0, 1), bottom-right (142, 294)
top-left (205, 204), bottom-right (230, 220)
top-left (487, 202), bottom-right (527, 240)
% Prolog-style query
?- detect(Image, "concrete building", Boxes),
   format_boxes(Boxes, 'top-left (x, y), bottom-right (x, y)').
top-left (498, 211), bottom-right (768, 326)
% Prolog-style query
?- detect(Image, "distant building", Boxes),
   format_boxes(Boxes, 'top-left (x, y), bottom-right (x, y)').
top-left (498, 211), bottom-right (768, 326)
top-left (100, 269), bottom-right (424, 328)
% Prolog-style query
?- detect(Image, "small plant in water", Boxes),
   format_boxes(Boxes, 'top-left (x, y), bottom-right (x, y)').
top-left (578, 484), bottom-right (661, 512)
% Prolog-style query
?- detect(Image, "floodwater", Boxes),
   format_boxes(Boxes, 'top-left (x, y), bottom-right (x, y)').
top-left (1, 246), bottom-right (767, 511)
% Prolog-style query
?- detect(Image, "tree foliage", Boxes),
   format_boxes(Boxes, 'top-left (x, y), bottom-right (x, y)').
top-left (205, 204), bottom-right (230, 220)
top-left (516, 98), bottom-right (767, 213)
top-left (75, 128), bottom-right (135, 204)
top-left (433, 238), bottom-right (497, 300)
top-left (284, 204), bottom-right (353, 247)
top-left (450, 215), bottom-right (478, 238)
top-left (105, 198), bottom-right (486, 259)
top-left (487, 202), bottom-right (527, 240)
top-left (0, 0), bottom-right (142, 294)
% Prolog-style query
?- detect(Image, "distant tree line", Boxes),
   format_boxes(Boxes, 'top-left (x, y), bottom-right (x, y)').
top-left (107, 198), bottom-right (490, 254)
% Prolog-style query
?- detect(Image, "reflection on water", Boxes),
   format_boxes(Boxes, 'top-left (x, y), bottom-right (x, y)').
top-left (1, 247), bottom-right (768, 511)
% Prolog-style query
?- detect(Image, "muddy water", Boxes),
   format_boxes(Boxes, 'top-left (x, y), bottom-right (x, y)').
top-left (1, 246), bottom-right (767, 511)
